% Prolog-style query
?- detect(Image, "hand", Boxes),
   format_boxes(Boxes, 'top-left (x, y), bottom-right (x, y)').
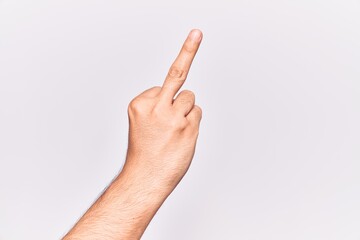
top-left (124, 29), bottom-right (203, 190)
top-left (62, 29), bottom-right (204, 240)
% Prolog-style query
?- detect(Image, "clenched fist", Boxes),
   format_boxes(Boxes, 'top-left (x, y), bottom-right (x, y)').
top-left (124, 29), bottom-right (203, 190)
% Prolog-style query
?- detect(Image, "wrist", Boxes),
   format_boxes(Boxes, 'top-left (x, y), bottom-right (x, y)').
top-left (118, 160), bottom-right (176, 200)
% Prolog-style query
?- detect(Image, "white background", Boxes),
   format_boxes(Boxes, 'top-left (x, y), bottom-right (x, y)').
top-left (1, 0), bottom-right (360, 239)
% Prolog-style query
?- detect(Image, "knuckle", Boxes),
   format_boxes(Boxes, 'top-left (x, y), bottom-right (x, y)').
top-left (128, 98), bottom-right (145, 114)
top-left (183, 90), bottom-right (195, 101)
top-left (148, 86), bottom-right (162, 96)
top-left (127, 99), bottom-right (137, 111)
top-left (179, 118), bottom-right (189, 129)
top-left (151, 86), bottom-right (162, 91)
top-left (170, 117), bottom-right (188, 130)
top-left (151, 103), bottom-right (164, 117)
top-left (168, 66), bottom-right (187, 81)
top-left (139, 86), bottom-right (162, 98)
top-left (178, 98), bottom-right (192, 105)
top-left (194, 105), bottom-right (202, 119)
top-left (177, 90), bottom-right (195, 105)
top-left (181, 90), bottom-right (195, 99)
top-left (183, 41), bottom-right (194, 54)
top-left (195, 105), bottom-right (202, 113)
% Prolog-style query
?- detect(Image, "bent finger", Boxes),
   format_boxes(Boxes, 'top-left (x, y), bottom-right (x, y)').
top-left (173, 90), bottom-right (195, 116)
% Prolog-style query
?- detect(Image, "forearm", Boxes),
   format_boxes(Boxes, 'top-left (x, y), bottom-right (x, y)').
top-left (62, 29), bottom-right (203, 239)
top-left (62, 160), bottom-right (172, 240)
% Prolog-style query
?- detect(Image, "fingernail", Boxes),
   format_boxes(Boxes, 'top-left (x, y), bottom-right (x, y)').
top-left (189, 29), bottom-right (202, 42)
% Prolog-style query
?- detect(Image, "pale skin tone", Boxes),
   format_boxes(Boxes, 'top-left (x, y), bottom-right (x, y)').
top-left (62, 29), bottom-right (203, 240)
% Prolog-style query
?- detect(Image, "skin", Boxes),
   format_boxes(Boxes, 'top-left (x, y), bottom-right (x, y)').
top-left (62, 28), bottom-right (203, 240)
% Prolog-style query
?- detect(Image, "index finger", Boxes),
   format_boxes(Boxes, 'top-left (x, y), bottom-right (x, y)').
top-left (158, 29), bottom-right (203, 103)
